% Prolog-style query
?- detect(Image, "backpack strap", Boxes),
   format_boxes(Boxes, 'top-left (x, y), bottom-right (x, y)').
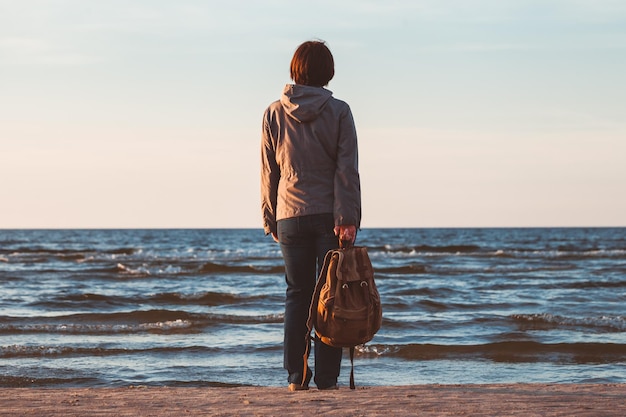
top-left (302, 249), bottom-right (334, 387)
top-left (349, 346), bottom-right (356, 389)
top-left (344, 243), bottom-right (357, 391)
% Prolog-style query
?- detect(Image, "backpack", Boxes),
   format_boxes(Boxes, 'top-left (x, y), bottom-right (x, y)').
top-left (304, 244), bottom-right (382, 389)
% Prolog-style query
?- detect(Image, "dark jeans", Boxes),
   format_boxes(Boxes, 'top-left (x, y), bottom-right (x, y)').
top-left (277, 213), bottom-right (343, 388)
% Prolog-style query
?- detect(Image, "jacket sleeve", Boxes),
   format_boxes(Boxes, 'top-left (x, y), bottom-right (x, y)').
top-left (333, 105), bottom-right (362, 228)
top-left (260, 110), bottom-right (280, 235)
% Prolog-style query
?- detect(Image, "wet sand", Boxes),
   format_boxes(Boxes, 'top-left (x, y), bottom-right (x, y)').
top-left (1, 384), bottom-right (624, 416)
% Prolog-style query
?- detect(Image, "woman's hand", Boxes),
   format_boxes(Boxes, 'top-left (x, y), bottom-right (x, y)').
top-left (334, 225), bottom-right (357, 245)
top-left (271, 232), bottom-right (279, 243)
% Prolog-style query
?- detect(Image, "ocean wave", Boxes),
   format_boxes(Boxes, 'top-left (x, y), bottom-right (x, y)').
top-left (552, 280), bottom-right (626, 290)
top-left (150, 291), bottom-right (274, 305)
top-left (477, 277), bottom-right (626, 292)
top-left (27, 291), bottom-right (279, 309)
top-left (107, 261), bottom-right (285, 277)
top-left (0, 318), bottom-right (196, 335)
top-left (375, 264), bottom-right (428, 274)
top-left (1, 247), bottom-right (137, 262)
top-left (199, 262), bottom-right (283, 274)
top-left (528, 249), bottom-right (626, 260)
top-left (2, 247), bottom-right (136, 256)
top-left (357, 341), bottom-right (626, 363)
top-left (0, 344), bottom-right (221, 359)
top-left (368, 245), bottom-right (626, 261)
top-left (485, 248), bottom-right (626, 261)
top-left (510, 313), bottom-right (626, 332)
top-left (373, 244), bottom-right (482, 254)
top-left (386, 286), bottom-right (449, 298)
top-left (115, 262), bottom-right (174, 276)
top-left (0, 310), bottom-right (284, 335)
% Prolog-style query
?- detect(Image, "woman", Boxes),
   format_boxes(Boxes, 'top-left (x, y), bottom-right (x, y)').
top-left (261, 40), bottom-right (361, 391)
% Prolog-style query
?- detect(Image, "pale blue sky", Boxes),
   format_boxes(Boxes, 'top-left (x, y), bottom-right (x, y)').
top-left (1, 0), bottom-right (624, 228)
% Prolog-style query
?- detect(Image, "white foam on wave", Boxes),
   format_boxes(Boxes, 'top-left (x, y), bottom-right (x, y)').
top-left (116, 263), bottom-right (148, 275)
top-left (116, 263), bottom-right (183, 275)
top-left (139, 319), bottom-right (191, 331)
top-left (512, 313), bottom-right (626, 331)
top-left (0, 319), bottom-right (194, 334)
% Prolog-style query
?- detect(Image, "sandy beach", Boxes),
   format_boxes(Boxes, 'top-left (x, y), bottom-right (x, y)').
top-left (1, 384), bottom-right (624, 416)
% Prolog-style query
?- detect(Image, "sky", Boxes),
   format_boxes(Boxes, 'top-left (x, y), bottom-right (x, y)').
top-left (1, 0), bottom-right (625, 228)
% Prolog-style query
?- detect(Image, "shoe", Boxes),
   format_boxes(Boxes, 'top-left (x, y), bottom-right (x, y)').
top-left (318, 384), bottom-right (338, 391)
top-left (288, 383), bottom-right (309, 391)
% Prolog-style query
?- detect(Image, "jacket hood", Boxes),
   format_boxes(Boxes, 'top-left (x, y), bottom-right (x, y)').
top-left (280, 84), bottom-right (333, 123)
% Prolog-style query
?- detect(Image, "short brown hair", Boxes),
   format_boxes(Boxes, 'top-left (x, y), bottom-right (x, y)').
top-left (290, 41), bottom-right (335, 87)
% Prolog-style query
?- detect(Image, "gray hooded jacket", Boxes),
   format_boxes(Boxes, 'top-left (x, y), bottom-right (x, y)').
top-left (261, 84), bottom-right (361, 235)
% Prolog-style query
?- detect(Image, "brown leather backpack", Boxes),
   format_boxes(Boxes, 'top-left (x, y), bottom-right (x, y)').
top-left (304, 245), bottom-right (382, 389)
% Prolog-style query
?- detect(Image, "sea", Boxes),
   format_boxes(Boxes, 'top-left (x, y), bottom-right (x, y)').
top-left (1, 228), bottom-right (625, 388)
